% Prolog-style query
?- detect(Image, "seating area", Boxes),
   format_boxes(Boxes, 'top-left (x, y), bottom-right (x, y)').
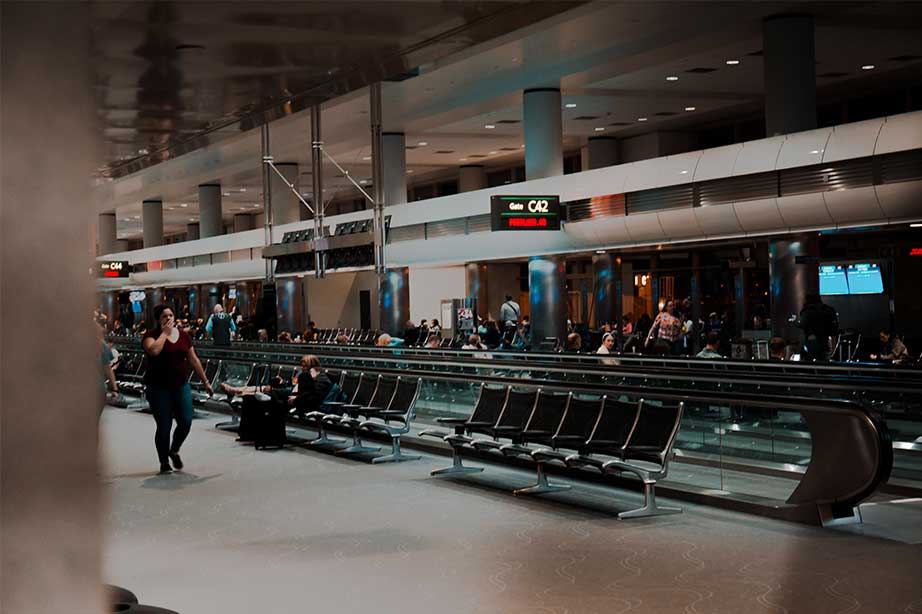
top-left (421, 384), bottom-right (685, 519)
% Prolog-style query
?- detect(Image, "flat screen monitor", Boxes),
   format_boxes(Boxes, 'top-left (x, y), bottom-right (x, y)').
top-left (846, 263), bottom-right (884, 294)
top-left (819, 265), bottom-right (849, 295)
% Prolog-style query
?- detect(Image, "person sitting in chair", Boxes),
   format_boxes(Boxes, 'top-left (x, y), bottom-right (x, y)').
top-left (287, 355), bottom-right (333, 413)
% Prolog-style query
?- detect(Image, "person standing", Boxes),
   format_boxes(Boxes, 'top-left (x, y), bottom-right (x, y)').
top-left (143, 304), bottom-right (213, 474)
top-left (646, 300), bottom-right (683, 355)
top-left (205, 303), bottom-right (235, 346)
top-left (499, 294), bottom-right (521, 331)
top-left (797, 294), bottom-right (838, 362)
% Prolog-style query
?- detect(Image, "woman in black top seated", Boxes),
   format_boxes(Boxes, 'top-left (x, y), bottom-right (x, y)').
top-left (287, 355), bottom-right (333, 413)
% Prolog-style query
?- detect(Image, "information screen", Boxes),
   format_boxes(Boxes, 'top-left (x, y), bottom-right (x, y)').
top-left (490, 195), bottom-right (561, 231)
top-left (846, 263), bottom-right (884, 294)
top-left (819, 265), bottom-right (849, 295)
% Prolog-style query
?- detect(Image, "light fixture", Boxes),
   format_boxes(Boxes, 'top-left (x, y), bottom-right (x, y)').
top-left (726, 59), bottom-right (740, 65)
top-left (680, 170), bottom-right (688, 174)
top-left (239, 188), bottom-right (246, 192)
top-left (121, 218), bottom-right (131, 222)
top-left (179, 203), bottom-right (188, 207)
top-left (484, 124), bottom-right (496, 129)
top-left (359, 179), bottom-right (367, 185)
top-left (417, 141), bottom-right (428, 146)
top-left (362, 155), bottom-right (371, 161)
top-left (222, 192), bottom-right (230, 196)
top-left (861, 64), bottom-right (875, 70)
top-left (565, 103), bottom-right (577, 109)
top-left (520, 144), bottom-right (525, 148)
top-left (637, 117), bottom-right (648, 122)
top-left (407, 169), bottom-right (414, 174)
top-left (188, 217), bottom-right (196, 222)
top-left (911, 223), bottom-right (922, 228)
top-left (459, 158), bottom-right (468, 162)
top-left (594, 127), bottom-right (605, 132)
top-left (595, 250), bottom-right (606, 254)
top-left (488, 151), bottom-right (498, 155)
top-left (665, 75), bottom-right (679, 81)
top-left (684, 106), bottom-right (696, 111)
top-left (810, 150), bottom-right (821, 154)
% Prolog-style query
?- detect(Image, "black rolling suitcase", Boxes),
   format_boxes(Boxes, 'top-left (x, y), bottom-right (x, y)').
top-left (237, 396), bottom-right (262, 442)
top-left (253, 400), bottom-right (287, 450)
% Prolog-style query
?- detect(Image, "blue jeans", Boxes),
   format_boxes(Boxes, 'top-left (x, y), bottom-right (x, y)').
top-left (146, 383), bottom-right (194, 464)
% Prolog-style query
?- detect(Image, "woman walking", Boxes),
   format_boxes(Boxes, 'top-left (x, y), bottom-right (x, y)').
top-left (143, 304), bottom-right (212, 474)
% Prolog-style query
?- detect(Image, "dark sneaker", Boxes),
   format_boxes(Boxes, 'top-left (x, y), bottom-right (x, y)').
top-left (169, 453), bottom-right (183, 470)
top-left (159, 463), bottom-right (173, 474)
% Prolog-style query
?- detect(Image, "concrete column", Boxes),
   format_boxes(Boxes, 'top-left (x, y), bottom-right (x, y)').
top-left (382, 132), bottom-right (407, 206)
top-left (203, 283), bottom-right (222, 314)
top-left (592, 252), bottom-right (616, 329)
top-left (764, 15), bottom-right (816, 136)
top-left (691, 252), bottom-right (702, 354)
top-left (528, 256), bottom-right (567, 345)
top-left (145, 287), bottom-right (165, 325)
top-left (142, 199), bottom-right (163, 248)
top-left (99, 292), bottom-right (117, 328)
top-left (770, 234), bottom-right (819, 343)
top-left (459, 165), bottom-right (487, 192)
top-left (465, 262), bottom-right (489, 318)
top-left (186, 222), bottom-right (200, 240)
top-left (235, 282), bottom-right (254, 318)
top-left (523, 88), bottom-right (563, 180)
top-left (198, 183), bottom-right (223, 238)
top-left (270, 162), bottom-right (300, 225)
top-left (97, 212), bottom-right (117, 255)
top-left (586, 136), bottom-right (619, 169)
top-left (379, 267), bottom-right (410, 336)
top-left (114, 239), bottom-right (129, 252)
top-left (233, 213), bottom-right (254, 233)
top-left (276, 277), bottom-right (304, 335)
top-left (1, 6), bottom-right (103, 611)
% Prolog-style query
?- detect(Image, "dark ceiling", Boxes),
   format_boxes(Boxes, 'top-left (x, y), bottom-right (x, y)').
top-left (92, 1), bottom-right (582, 178)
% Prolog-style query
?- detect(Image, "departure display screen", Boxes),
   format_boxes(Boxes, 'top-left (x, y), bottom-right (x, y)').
top-left (490, 195), bottom-right (561, 231)
top-left (846, 263), bottom-right (884, 294)
top-left (98, 260), bottom-right (131, 278)
top-left (819, 265), bottom-right (848, 295)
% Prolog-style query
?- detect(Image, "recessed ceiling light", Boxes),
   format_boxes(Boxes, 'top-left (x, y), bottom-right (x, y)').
top-left (726, 59), bottom-right (740, 65)
top-left (910, 223), bottom-right (922, 228)
top-left (132, 216), bottom-right (140, 220)
top-left (810, 150), bottom-right (821, 154)
top-left (121, 218), bottom-right (131, 222)
top-left (684, 106), bottom-right (696, 111)
top-left (520, 144), bottom-right (525, 148)
top-left (861, 64), bottom-right (875, 70)
top-left (637, 117), bottom-right (648, 122)
top-left (564, 103), bottom-right (577, 109)
top-left (222, 192), bottom-right (230, 196)
top-left (362, 155), bottom-right (371, 161)
top-left (665, 75), bottom-right (679, 81)
top-left (594, 127), bottom-right (605, 132)
top-left (484, 124), bottom-right (496, 129)
top-left (459, 158), bottom-right (468, 162)
top-left (359, 179), bottom-right (367, 185)
top-left (489, 151), bottom-right (498, 155)
top-left (179, 203), bottom-right (188, 207)
top-left (595, 250), bottom-right (606, 254)
top-left (138, 148), bottom-right (149, 155)
top-left (239, 188), bottom-right (246, 192)
top-left (188, 217), bottom-right (196, 221)
top-left (407, 169), bottom-right (414, 174)
top-left (680, 170), bottom-right (688, 174)
top-left (417, 141), bottom-right (428, 146)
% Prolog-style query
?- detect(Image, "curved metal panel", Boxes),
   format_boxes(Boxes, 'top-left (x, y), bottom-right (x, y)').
top-left (875, 180), bottom-right (922, 221)
top-left (732, 197), bottom-right (785, 233)
top-left (655, 151), bottom-right (702, 188)
top-left (693, 203), bottom-right (742, 237)
top-left (588, 216), bottom-right (633, 245)
top-left (776, 128), bottom-right (833, 170)
top-left (622, 158), bottom-right (664, 193)
top-left (657, 208), bottom-right (703, 240)
top-left (822, 117), bottom-right (885, 163)
top-left (732, 136), bottom-right (785, 176)
top-left (874, 109), bottom-right (922, 155)
top-left (776, 192), bottom-right (832, 228)
top-left (823, 185), bottom-right (884, 224)
top-left (623, 213), bottom-right (666, 243)
top-left (693, 143), bottom-right (743, 183)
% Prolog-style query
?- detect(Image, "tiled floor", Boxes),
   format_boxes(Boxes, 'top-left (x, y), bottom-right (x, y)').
top-left (102, 407), bottom-right (922, 614)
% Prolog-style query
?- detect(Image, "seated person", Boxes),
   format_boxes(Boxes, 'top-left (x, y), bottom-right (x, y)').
top-left (462, 334), bottom-right (486, 350)
top-left (564, 332), bottom-right (582, 353)
top-left (424, 334), bottom-right (441, 349)
top-left (287, 355), bottom-right (333, 413)
top-left (696, 332), bottom-right (722, 359)
top-left (871, 330), bottom-right (910, 363)
top-left (334, 333), bottom-right (349, 345)
top-left (596, 332), bottom-right (615, 354)
top-left (769, 337), bottom-right (786, 361)
top-left (375, 333), bottom-right (404, 347)
top-left (277, 330), bottom-right (293, 343)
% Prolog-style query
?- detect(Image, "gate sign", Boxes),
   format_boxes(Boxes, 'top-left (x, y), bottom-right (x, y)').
top-left (490, 195), bottom-right (561, 231)
top-left (98, 260), bottom-right (131, 278)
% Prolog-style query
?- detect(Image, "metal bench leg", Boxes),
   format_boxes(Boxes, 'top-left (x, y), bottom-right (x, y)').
top-left (513, 462), bottom-right (570, 496)
top-left (430, 447), bottom-right (483, 476)
top-left (215, 413), bottom-right (239, 431)
top-left (371, 436), bottom-right (421, 464)
top-left (618, 481), bottom-right (682, 519)
top-left (335, 429), bottom-right (381, 455)
top-left (307, 422), bottom-right (347, 448)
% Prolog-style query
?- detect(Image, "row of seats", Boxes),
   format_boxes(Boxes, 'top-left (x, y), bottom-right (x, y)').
top-left (421, 386), bottom-right (685, 519)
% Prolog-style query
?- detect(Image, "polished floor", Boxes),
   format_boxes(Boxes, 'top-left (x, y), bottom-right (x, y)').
top-left (102, 408), bottom-right (922, 614)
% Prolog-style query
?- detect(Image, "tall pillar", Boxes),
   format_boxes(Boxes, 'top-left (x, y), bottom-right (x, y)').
top-left (186, 222), bottom-right (200, 240)
top-left (770, 234), bottom-right (819, 343)
top-left (465, 262), bottom-right (489, 318)
top-left (1, 6), bottom-right (103, 612)
top-left (592, 252), bottom-right (616, 329)
top-left (382, 132), bottom-right (407, 206)
top-left (764, 15), bottom-right (816, 136)
top-left (528, 256), bottom-right (567, 345)
top-left (142, 199), bottom-right (163, 248)
top-left (650, 255), bottom-right (660, 316)
top-left (379, 267), bottom-right (410, 336)
top-left (270, 162), bottom-right (300, 225)
top-left (202, 283), bottom-right (222, 314)
top-left (233, 213), bottom-right (253, 233)
top-left (97, 212), bottom-right (117, 255)
top-left (586, 136), bottom-right (619, 170)
top-left (459, 165), bottom-right (487, 192)
top-left (145, 287), bottom-right (165, 325)
top-left (198, 183), bottom-right (223, 238)
top-left (523, 88), bottom-right (563, 180)
top-left (276, 277), bottom-right (304, 335)
top-left (235, 282), bottom-right (254, 318)
top-left (691, 252), bottom-right (702, 354)
top-left (99, 292), bottom-right (117, 328)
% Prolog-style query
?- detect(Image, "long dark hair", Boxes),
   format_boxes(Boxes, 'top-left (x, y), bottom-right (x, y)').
top-left (151, 303), bottom-right (173, 333)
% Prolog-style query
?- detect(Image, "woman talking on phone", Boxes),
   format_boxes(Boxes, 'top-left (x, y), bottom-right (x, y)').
top-left (143, 304), bottom-right (213, 474)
